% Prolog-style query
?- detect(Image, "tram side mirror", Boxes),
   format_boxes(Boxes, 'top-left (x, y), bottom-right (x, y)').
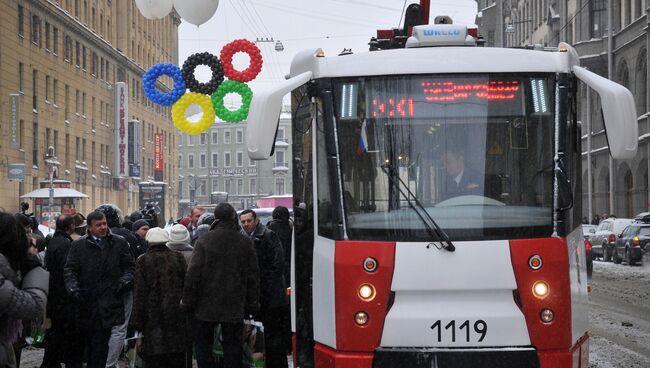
top-left (247, 71), bottom-right (313, 160)
top-left (573, 65), bottom-right (638, 159)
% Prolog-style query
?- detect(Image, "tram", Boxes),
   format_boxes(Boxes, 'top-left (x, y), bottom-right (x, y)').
top-left (246, 2), bottom-right (638, 367)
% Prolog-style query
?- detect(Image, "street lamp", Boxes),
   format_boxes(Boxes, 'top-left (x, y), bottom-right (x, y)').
top-left (44, 146), bottom-right (59, 229)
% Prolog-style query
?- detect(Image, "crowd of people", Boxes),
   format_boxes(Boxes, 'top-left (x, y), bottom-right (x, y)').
top-left (0, 202), bottom-right (295, 368)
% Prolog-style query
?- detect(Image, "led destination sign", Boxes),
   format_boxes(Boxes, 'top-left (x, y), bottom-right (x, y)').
top-left (338, 76), bottom-right (533, 120)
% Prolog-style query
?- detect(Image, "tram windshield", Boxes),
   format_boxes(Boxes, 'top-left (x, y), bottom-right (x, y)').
top-left (331, 74), bottom-right (556, 241)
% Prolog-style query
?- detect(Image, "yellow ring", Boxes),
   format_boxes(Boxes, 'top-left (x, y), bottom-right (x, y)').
top-left (172, 92), bottom-right (216, 135)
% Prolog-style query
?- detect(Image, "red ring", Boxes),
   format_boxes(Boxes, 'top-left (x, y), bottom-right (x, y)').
top-left (220, 39), bottom-right (263, 82)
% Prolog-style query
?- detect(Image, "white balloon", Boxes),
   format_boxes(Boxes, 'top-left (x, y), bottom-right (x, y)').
top-left (174, 0), bottom-right (220, 26)
top-left (135, 0), bottom-right (173, 20)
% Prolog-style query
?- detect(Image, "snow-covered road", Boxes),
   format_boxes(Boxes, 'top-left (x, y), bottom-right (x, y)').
top-left (589, 258), bottom-right (650, 368)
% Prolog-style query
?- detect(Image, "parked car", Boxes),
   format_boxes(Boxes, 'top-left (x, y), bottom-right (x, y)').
top-left (589, 218), bottom-right (634, 261)
top-left (612, 223), bottom-right (649, 265)
top-left (582, 225), bottom-right (596, 277)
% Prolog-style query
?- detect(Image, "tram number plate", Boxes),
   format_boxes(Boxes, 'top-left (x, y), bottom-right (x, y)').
top-left (430, 320), bottom-right (487, 343)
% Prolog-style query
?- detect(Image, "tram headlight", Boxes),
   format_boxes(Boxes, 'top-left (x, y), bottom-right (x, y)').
top-left (358, 284), bottom-right (376, 301)
top-left (532, 281), bottom-right (550, 299)
top-left (540, 308), bottom-right (555, 323)
top-left (354, 311), bottom-right (369, 326)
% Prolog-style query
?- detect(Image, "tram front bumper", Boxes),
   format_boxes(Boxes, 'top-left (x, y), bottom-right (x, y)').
top-left (372, 347), bottom-right (540, 368)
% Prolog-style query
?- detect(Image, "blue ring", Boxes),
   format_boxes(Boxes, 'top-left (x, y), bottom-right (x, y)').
top-left (143, 63), bottom-right (186, 106)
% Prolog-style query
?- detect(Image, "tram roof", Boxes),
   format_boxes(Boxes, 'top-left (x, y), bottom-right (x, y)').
top-left (289, 46), bottom-right (578, 79)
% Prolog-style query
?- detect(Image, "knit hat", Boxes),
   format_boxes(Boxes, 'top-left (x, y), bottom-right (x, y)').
top-left (132, 219), bottom-right (150, 232)
top-left (213, 203), bottom-right (237, 222)
top-left (145, 227), bottom-right (169, 245)
top-left (194, 224), bottom-right (211, 240)
top-left (168, 224), bottom-right (191, 245)
top-left (179, 216), bottom-right (192, 228)
top-left (197, 213), bottom-right (215, 226)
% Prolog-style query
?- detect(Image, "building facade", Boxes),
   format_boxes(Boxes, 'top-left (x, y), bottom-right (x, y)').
top-left (177, 111), bottom-right (292, 215)
top-left (0, 0), bottom-right (180, 219)
top-left (476, 0), bottom-right (650, 220)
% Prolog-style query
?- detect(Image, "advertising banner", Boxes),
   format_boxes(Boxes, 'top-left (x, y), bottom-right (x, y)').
top-left (10, 94), bottom-right (19, 149)
top-left (7, 163), bottom-right (25, 182)
top-left (154, 132), bottom-right (163, 181)
top-left (114, 82), bottom-right (129, 177)
top-left (128, 120), bottom-right (141, 177)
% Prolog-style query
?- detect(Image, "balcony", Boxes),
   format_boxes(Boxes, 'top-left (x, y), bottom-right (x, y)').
top-left (272, 161), bottom-right (289, 172)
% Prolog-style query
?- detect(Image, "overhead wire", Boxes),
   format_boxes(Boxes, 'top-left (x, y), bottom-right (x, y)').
top-left (235, 1), bottom-right (284, 82)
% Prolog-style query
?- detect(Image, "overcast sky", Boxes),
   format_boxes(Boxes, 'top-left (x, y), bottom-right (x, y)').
top-left (178, 0), bottom-right (478, 91)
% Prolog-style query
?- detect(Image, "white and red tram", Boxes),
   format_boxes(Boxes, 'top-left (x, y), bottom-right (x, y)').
top-left (246, 6), bottom-right (638, 368)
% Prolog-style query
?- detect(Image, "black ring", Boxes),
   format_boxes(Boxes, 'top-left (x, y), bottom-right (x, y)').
top-left (181, 52), bottom-right (224, 95)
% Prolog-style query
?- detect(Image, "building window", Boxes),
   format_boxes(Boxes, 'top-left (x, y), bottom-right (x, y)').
top-left (249, 178), bottom-right (256, 194)
top-left (75, 90), bottom-right (80, 113)
top-left (224, 152), bottom-right (231, 167)
top-left (236, 152), bottom-right (243, 167)
top-left (275, 150), bottom-right (285, 166)
top-left (53, 79), bottom-right (58, 105)
top-left (45, 22), bottom-right (50, 50)
top-left (236, 129), bottom-right (243, 144)
top-left (224, 130), bottom-right (231, 144)
top-left (188, 154), bottom-right (194, 168)
top-left (19, 63), bottom-right (24, 92)
top-left (212, 153), bottom-right (218, 168)
top-left (212, 180), bottom-right (219, 192)
top-left (200, 153), bottom-right (206, 168)
top-left (53, 27), bottom-right (58, 54)
top-left (32, 69), bottom-right (38, 110)
top-left (64, 35), bottom-right (72, 61)
top-left (199, 180), bottom-right (207, 196)
top-left (178, 154), bottom-right (183, 168)
top-left (31, 15), bottom-right (40, 45)
top-left (75, 41), bottom-right (80, 66)
top-left (82, 46), bottom-right (87, 70)
top-left (18, 5), bottom-right (24, 36)
top-left (82, 92), bottom-right (86, 116)
top-left (32, 122), bottom-right (39, 166)
top-left (590, 0), bottom-right (607, 38)
top-left (275, 178), bottom-right (285, 195)
top-left (178, 133), bottom-right (183, 146)
top-left (249, 158), bottom-right (256, 166)
top-left (65, 85), bottom-right (70, 119)
top-left (237, 179), bottom-right (243, 195)
top-left (45, 75), bottom-right (50, 102)
top-left (225, 179), bottom-right (231, 193)
top-left (200, 133), bottom-right (207, 145)
top-left (212, 131), bottom-right (218, 144)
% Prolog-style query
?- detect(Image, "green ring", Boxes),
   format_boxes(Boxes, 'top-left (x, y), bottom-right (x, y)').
top-left (211, 80), bottom-right (253, 123)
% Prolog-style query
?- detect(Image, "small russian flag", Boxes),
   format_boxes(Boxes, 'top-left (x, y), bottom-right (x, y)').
top-left (357, 120), bottom-right (368, 156)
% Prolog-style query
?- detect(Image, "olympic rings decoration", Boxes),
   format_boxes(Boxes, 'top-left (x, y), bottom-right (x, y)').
top-left (144, 39), bottom-right (263, 126)
top-left (220, 39), bottom-right (263, 82)
top-left (182, 52), bottom-right (224, 95)
top-left (211, 81), bottom-right (253, 123)
top-left (171, 93), bottom-right (216, 135)
top-left (143, 63), bottom-right (186, 106)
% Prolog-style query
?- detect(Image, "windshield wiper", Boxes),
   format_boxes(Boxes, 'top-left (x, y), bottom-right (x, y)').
top-left (380, 163), bottom-right (455, 252)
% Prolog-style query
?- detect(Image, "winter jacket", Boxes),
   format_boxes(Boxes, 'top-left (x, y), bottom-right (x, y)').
top-left (0, 254), bottom-right (49, 367)
top-left (44, 231), bottom-right (75, 319)
top-left (248, 223), bottom-right (288, 310)
top-left (64, 232), bottom-right (135, 330)
top-left (267, 218), bottom-right (292, 287)
top-left (112, 226), bottom-right (146, 260)
top-left (183, 220), bottom-right (260, 322)
top-left (166, 243), bottom-right (194, 266)
top-left (130, 243), bottom-right (189, 356)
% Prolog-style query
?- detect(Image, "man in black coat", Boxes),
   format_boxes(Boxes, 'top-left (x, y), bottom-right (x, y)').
top-left (64, 211), bottom-right (135, 368)
top-left (240, 209), bottom-right (288, 368)
top-left (183, 203), bottom-right (259, 368)
top-left (41, 214), bottom-right (83, 368)
top-left (266, 206), bottom-right (293, 354)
